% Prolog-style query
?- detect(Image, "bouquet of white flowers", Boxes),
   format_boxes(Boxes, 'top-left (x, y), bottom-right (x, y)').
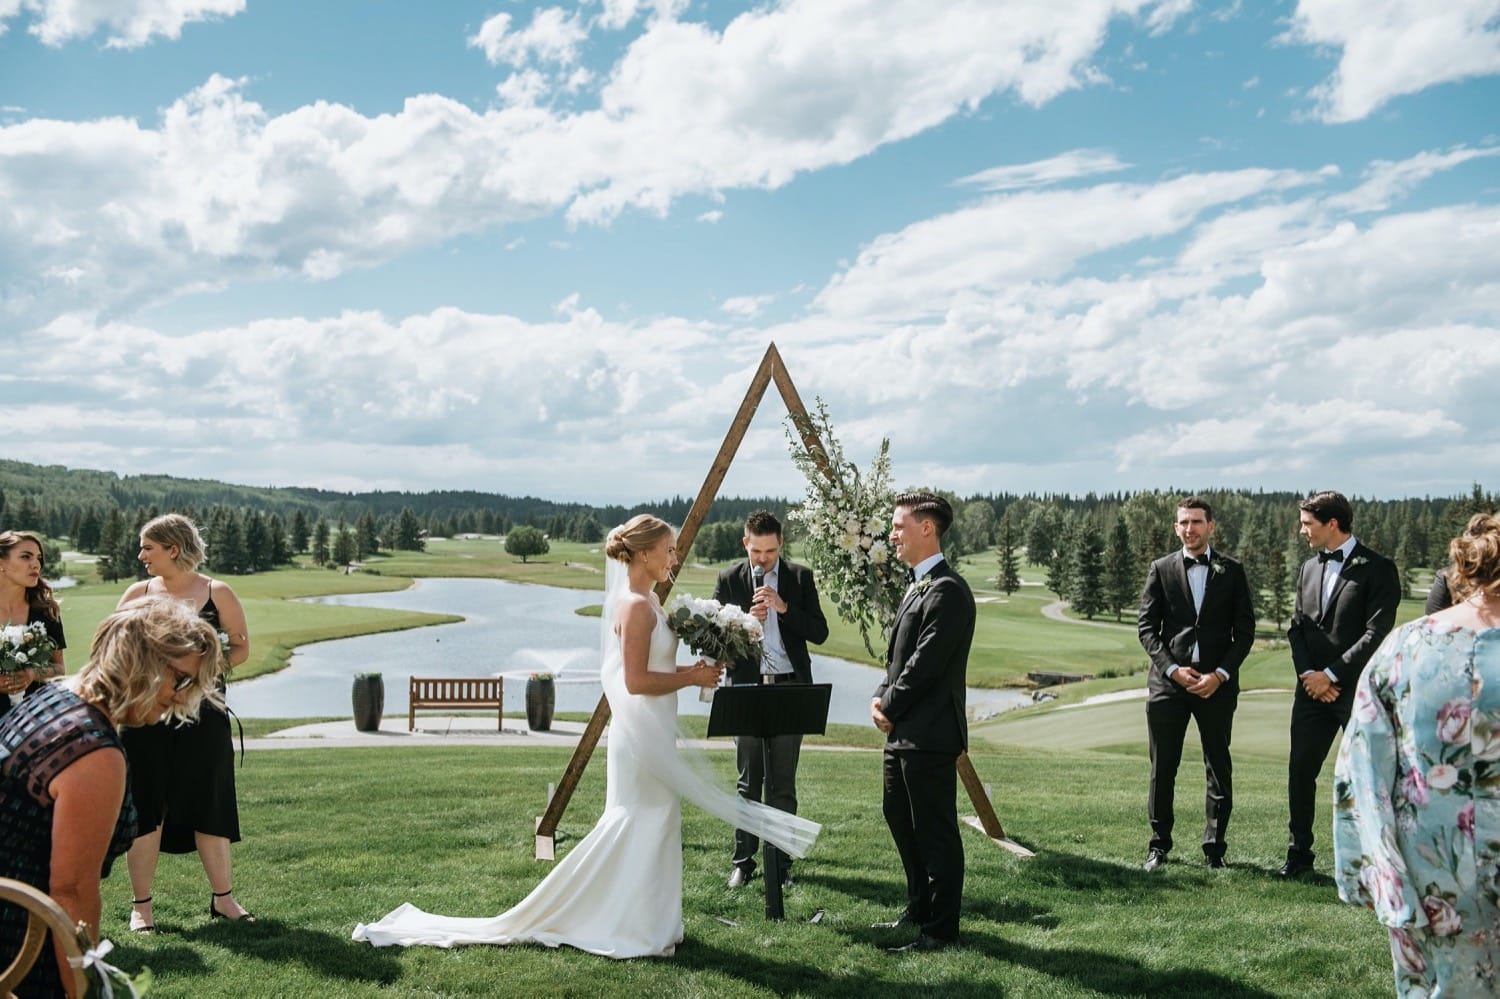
top-left (787, 398), bottom-right (907, 657)
top-left (0, 620), bottom-right (57, 677)
top-left (664, 593), bottom-right (764, 664)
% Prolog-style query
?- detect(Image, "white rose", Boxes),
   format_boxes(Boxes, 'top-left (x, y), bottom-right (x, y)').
top-left (1427, 764), bottom-right (1459, 790)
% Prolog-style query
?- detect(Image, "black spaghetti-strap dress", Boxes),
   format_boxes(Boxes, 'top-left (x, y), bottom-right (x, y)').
top-left (0, 605), bottom-right (65, 721)
top-left (118, 587), bottom-right (240, 853)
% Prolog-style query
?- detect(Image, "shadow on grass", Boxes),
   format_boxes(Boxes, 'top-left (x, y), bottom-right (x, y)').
top-left (115, 919), bottom-right (404, 986)
top-left (677, 929), bottom-right (1277, 998)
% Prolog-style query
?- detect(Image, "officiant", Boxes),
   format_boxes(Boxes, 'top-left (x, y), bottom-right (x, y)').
top-left (713, 510), bottom-right (829, 889)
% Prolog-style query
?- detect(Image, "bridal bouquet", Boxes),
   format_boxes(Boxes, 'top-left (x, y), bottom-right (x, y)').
top-left (0, 621), bottom-right (57, 676)
top-left (664, 593), bottom-right (763, 701)
top-left (664, 593), bottom-right (764, 664)
top-left (787, 398), bottom-right (907, 656)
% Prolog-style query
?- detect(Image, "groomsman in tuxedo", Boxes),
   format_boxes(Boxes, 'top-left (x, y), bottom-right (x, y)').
top-left (713, 511), bottom-right (828, 889)
top-left (1137, 497), bottom-right (1256, 871)
top-left (871, 491), bottom-right (975, 954)
top-left (1282, 489), bottom-right (1401, 878)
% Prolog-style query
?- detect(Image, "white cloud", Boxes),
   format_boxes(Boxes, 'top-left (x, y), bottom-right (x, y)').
top-left (0, 0), bottom-right (243, 47)
top-left (955, 149), bottom-right (1129, 192)
top-left (469, 7), bottom-right (589, 67)
top-left (721, 293), bottom-right (774, 318)
top-left (1286, 0), bottom-right (1500, 122)
top-left (2, 0), bottom-right (1196, 326)
top-left (696, 209), bottom-right (723, 223)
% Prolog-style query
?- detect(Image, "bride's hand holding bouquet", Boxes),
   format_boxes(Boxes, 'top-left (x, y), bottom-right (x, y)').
top-left (664, 594), bottom-right (762, 701)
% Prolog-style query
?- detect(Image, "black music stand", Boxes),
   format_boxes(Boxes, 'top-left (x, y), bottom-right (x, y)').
top-left (706, 682), bottom-right (832, 920)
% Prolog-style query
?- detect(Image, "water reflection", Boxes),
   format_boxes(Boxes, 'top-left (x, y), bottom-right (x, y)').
top-left (228, 577), bottom-right (1030, 725)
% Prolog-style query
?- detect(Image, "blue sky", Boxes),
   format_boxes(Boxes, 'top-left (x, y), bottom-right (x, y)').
top-left (1, 0), bottom-right (1497, 504)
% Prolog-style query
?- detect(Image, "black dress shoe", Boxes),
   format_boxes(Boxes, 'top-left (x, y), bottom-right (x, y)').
top-left (727, 867), bottom-right (753, 889)
top-left (886, 933), bottom-right (955, 954)
top-left (1205, 855), bottom-right (1227, 869)
top-left (1278, 857), bottom-right (1314, 879)
top-left (1142, 849), bottom-right (1168, 872)
top-left (871, 909), bottom-right (918, 930)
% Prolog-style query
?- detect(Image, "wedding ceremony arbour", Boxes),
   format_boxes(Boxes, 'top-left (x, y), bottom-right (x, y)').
top-left (533, 343), bottom-right (1020, 860)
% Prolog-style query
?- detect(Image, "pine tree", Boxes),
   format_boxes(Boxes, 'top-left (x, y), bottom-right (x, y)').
top-left (1103, 518), bottom-right (1136, 622)
top-left (995, 510), bottom-right (1021, 596)
top-left (355, 512), bottom-right (379, 559)
top-left (396, 508), bottom-right (425, 551)
top-left (1070, 521), bottom-right (1106, 620)
top-left (332, 520), bottom-right (356, 566)
top-left (290, 510), bottom-right (310, 553)
top-left (312, 517), bottom-right (331, 564)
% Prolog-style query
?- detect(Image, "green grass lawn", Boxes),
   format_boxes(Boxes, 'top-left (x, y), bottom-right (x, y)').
top-left (97, 740), bottom-right (1393, 998)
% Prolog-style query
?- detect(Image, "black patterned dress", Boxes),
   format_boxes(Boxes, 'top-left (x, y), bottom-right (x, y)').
top-left (119, 590), bottom-right (239, 853)
top-left (0, 683), bottom-right (135, 997)
top-left (0, 606), bottom-right (65, 722)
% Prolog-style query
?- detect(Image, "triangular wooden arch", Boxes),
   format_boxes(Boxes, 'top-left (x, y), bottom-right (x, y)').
top-left (535, 342), bottom-right (1029, 860)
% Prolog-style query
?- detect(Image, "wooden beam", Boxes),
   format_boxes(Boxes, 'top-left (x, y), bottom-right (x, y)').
top-left (537, 341), bottom-right (1024, 859)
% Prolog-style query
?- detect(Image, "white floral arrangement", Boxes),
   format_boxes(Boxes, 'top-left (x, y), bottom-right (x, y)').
top-left (0, 621), bottom-right (57, 677)
top-left (786, 398), bottom-right (907, 657)
top-left (663, 593), bottom-right (765, 665)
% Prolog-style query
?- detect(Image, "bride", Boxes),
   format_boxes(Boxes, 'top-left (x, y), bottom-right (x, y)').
top-left (353, 515), bottom-right (820, 958)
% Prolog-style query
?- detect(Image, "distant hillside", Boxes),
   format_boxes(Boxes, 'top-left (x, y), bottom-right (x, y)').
top-left (0, 458), bottom-right (791, 538)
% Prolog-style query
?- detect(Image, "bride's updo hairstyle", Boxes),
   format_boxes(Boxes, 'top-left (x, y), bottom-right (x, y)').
top-left (1448, 512), bottom-right (1500, 600)
top-left (605, 515), bottom-right (674, 564)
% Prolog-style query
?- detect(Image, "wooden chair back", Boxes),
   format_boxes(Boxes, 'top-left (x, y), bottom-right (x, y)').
top-left (0, 878), bottom-right (90, 998)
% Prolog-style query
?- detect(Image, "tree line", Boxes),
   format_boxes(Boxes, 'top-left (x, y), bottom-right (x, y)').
top-left (0, 459), bottom-right (1489, 604)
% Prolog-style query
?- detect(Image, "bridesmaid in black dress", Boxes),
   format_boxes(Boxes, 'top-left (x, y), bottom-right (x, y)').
top-left (118, 513), bottom-right (255, 931)
top-left (0, 530), bottom-right (66, 714)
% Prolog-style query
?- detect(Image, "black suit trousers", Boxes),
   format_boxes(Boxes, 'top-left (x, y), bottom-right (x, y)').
top-left (1146, 690), bottom-right (1236, 857)
top-left (1287, 688), bottom-right (1352, 859)
top-left (882, 747), bottom-right (963, 941)
top-left (732, 731), bottom-right (803, 872)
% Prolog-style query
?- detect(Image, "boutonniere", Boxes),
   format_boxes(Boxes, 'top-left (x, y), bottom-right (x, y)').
top-left (913, 576), bottom-right (934, 596)
top-left (1209, 560), bottom-right (1225, 577)
top-left (1347, 556), bottom-right (1368, 568)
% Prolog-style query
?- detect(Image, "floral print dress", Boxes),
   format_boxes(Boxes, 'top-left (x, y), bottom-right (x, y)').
top-left (1333, 618), bottom-right (1500, 998)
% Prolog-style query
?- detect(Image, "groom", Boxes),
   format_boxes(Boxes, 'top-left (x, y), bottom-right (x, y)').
top-left (871, 491), bottom-right (975, 954)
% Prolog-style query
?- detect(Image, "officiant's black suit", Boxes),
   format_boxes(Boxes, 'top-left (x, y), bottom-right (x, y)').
top-left (1137, 550), bottom-right (1255, 860)
top-left (874, 560), bottom-right (975, 943)
top-left (1285, 542), bottom-right (1400, 862)
top-left (713, 558), bottom-right (828, 878)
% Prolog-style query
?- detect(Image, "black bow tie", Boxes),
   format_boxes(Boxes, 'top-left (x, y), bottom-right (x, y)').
top-left (1319, 549), bottom-right (1345, 564)
top-left (906, 569), bottom-right (917, 584)
top-left (1183, 554), bottom-right (1209, 568)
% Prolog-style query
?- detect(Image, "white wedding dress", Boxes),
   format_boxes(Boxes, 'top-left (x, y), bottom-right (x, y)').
top-left (352, 581), bottom-right (819, 959)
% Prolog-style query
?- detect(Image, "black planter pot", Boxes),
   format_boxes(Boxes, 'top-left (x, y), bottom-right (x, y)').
top-left (352, 674), bottom-right (385, 732)
top-left (525, 676), bottom-right (555, 732)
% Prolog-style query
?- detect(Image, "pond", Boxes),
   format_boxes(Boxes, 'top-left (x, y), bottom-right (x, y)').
top-left (227, 578), bottom-right (1031, 725)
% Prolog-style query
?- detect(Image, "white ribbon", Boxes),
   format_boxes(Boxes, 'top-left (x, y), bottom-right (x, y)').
top-left (67, 938), bottom-right (140, 999)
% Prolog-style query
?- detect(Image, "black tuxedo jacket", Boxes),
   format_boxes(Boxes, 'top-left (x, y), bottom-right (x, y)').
top-left (1287, 541), bottom-right (1401, 693)
top-left (1137, 550), bottom-right (1256, 701)
top-left (874, 560), bottom-right (975, 754)
top-left (712, 558), bottom-right (828, 686)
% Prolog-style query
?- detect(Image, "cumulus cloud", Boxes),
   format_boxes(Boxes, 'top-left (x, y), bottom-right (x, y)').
top-left (469, 7), bottom-right (589, 67)
top-left (0, 0), bottom-right (243, 47)
top-left (1286, 0), bottom-right (1500, 122)
top-left (1, 0), bottom-right (1186, 326)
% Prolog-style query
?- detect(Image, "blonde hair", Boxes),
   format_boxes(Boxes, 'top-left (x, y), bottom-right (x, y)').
top-left (75, 596), bottom-right (225, 726)
top-left (604, 515), bottom-right (674, 564)
top-left (1449, 513), bottom-right (1500, 602)
top-left (140, 513), bottom-right (207, 572)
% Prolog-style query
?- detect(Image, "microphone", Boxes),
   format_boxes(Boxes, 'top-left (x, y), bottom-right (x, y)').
top-left (752, 564), bottom-right (765, 589)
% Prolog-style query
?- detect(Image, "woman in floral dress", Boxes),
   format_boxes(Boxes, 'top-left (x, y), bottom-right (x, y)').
top-left (1334, 512), bottom-right (1500, 997)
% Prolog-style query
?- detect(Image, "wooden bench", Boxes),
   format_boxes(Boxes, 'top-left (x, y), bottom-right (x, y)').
top-left (408, 676), bottom-right (504, 731)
